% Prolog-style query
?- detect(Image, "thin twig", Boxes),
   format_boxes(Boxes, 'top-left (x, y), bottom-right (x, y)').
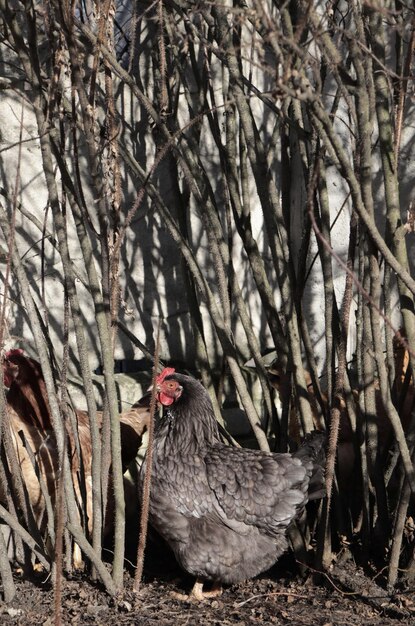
top-left (134, 321), bottom-right (161, 592)
top-left (235, 591), bottom-right (309, 607)
top-left (309, 195), bottom-right (415, 495)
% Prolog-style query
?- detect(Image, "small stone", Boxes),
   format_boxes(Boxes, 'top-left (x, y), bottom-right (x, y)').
top-left (120, 600), bottom-right (132, 612)
top-left (7, 608), bottom-right (23, 617)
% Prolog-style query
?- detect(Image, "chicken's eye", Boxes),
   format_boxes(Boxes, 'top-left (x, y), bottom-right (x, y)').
top-left (165, 381), bottom-right (176, 389)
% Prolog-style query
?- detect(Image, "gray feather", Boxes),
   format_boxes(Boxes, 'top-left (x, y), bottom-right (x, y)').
top-left (142, 372), bottom-right (326, 584)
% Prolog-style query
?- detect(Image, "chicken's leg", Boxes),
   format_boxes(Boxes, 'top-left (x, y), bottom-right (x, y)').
top-left (172, 578), bottom-right (223, 602)
top-left (189, 579), bottom-right (222, 601)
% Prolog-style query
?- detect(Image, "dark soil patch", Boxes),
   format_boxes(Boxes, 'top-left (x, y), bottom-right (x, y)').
top-left (1, 557), bottom-right (414, 626)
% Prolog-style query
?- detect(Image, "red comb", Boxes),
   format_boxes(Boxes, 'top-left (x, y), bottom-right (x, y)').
top-left (5, 348), bottom-right (24, 359)
top-left (156, 367), bottom-right (175, 384)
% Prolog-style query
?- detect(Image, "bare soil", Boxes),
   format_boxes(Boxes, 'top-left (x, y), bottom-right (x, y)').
top-left (1, 547), bottom-right (414, 626)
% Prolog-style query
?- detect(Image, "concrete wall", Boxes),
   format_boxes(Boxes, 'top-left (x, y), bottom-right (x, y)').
top-left (0, 2), bottom-right (414, 404)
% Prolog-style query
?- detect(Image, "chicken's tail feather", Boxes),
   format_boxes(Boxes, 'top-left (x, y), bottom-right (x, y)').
top-left (294, 431), bottom-right (326, 501)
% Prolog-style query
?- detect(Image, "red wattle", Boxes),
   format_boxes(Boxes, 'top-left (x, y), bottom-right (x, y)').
top-left (3, 373), bottom-right (12, 388)
top-left (158, 391), bottom-right (174, 406)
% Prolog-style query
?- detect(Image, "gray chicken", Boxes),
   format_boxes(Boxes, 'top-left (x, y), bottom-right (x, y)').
top-left (143, 367), bottom-right (326, 600)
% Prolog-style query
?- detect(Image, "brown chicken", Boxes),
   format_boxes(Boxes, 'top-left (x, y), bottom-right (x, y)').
top-left (141, 367), bottom-right (325, 600)
top-left (2, 348), bottom-right (149, 564)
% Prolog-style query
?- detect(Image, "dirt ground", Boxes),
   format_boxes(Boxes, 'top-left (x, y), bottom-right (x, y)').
top-left (1, 546), bottom-right (415, 626)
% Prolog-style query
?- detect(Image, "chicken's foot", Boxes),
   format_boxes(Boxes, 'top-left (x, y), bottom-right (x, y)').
top-left (190, 579), bottom-right (223, 601)
top-left (172, 579), bottom-right (223, 602)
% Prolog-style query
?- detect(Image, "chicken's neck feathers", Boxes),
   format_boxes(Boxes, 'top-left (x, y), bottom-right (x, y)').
top-left (155, 381), bottom-right (220, 457)
top-left (8, 375), bottom-right (52, 432)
